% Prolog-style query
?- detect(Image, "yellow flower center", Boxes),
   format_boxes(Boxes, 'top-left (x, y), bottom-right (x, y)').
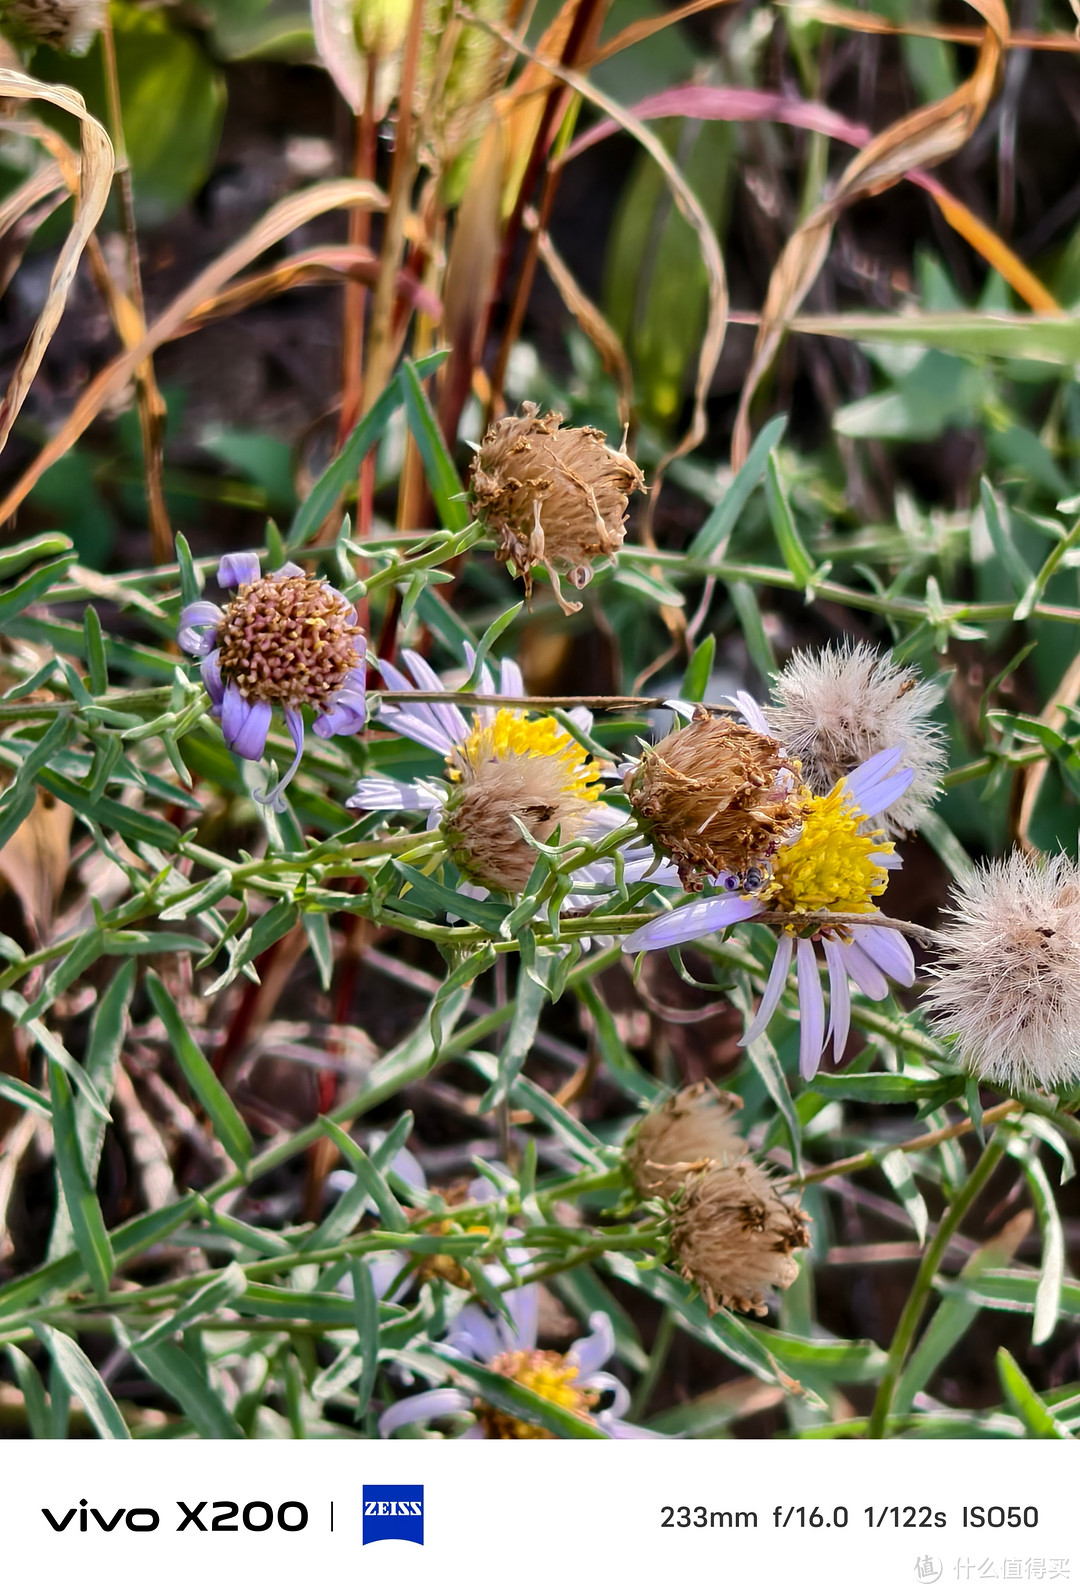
top-left (762, 780), bottom-right (893, 920)
top-left (476, 1349), bottom-right (598, 1439)
top-left (449, 707), bottom-right (604, 802)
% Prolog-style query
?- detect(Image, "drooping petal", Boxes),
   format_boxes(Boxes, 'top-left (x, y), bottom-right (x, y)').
top-left (741, 933), bottom-right (794, 1046)
top-left (200, 649), bottom-right (225, 710)
top-left (272, 560), bottom-right (305, 580)
top-left (837, 937), bottom-right (889, 1000)
top-left (795, 937), bottom-right (826, 1081)
top-left (585, 1371), bottom-right (629, 1416)
top-left (347, 777), bottom-right (441, 812)
top-left (314, 660), bottom-right (368, 737)
top-left (400, 649), bottom-right (469, 745)
top-left (729, 690), bottom-right (773, 736)
top-left (569, 1311), bottom-right (615, 1379)
top-left (848, 922), bottom-right (916, 987)
top-left (217, 551), bottom-right (261, 589)
top-left (822, 936), bottom-right (851, 1061)
top-left (177, 600), bottom-right (224, 658)
top-left (220, 685), bottom-right (272, 761)
top-left (380, 709), bottom-right (458, 756)
top-left (255, 706), bottom-right (305, 810)
top-left (503, 1282), bottom-right (539, 1352)
top-left (378, 1388), bottom-right (469, 1438)
top-left (844, 747), bottom-right (915, 817)
top-left (447, 1303), bottom-right (503, 1363)
top-left (623, 893), bottom-right (760, 954)
top-left (499, 657), bottom-right (524, 698)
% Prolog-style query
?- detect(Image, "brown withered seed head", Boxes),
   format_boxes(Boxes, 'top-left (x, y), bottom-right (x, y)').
top-left (624, 713), bottom-right (808, 890)
top-left (441, 754), bottom-right (595, 894)
top-left (469, 402), bottom-right (645, 615)
top-left (216, 575), bottom-right (364, 713)
top-left (626, 1083), bottom-right (747, 1201)
top-left (669, 1162), bottom-right (811, 1317)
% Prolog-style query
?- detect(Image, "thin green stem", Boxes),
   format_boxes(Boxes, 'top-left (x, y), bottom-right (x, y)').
top-left (867, 1128), bottom-right (1008, 1439)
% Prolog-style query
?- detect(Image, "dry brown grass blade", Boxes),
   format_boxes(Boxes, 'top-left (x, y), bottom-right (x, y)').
top-left (474, 11), bottom-right (727, 469)
top-left (0, 791), bottom-right (73, 944)
top-left (0, 178), bottom-right (386, 526)
top-left (778, 1), bottom-right (1080, 53)
top-left (0, 69), bottom-right (114, 454)
top-left (531, 214), bottom-right (634, 428)
top-left (731, 0), bottom-right (1008, 468)
top-left (0, 164), bottom-right (68, 298)
top-left (184, 246), bottom-right (441, 327)
top-left (590, 0), bottom-right (737, 65)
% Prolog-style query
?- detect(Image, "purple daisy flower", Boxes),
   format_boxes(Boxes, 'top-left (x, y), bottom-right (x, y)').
top-left (624, 698), bottom-right (918, 1081)
top-left (177, 551), bottom-right (367, 811)
top-left (379, 1295), bottom-right (655, 1440)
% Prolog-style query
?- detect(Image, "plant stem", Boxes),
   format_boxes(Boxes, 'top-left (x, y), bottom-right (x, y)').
top-left (867, 1128), bottom-right (1008, 1439)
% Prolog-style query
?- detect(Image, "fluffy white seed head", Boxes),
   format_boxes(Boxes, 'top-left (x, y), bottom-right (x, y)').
top-left (923, 852), bottom-right (1080, 1093)
top-left (767, 641), bottom-right (945, 834)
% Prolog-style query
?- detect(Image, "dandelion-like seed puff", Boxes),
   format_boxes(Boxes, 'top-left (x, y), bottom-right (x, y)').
top-left (623, 695), bottom-right (916, 1079)
top-left (923, 851), bottom-right (1080, 1094)
top-left (768, 640), bottom-right (946, 835)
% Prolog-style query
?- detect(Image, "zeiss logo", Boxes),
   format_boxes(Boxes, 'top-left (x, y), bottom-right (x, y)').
top-left (362, 1486), bottom-right (424, 1546)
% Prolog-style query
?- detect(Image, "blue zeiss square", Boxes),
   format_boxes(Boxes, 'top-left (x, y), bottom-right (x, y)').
top-left (362, 1485), bottom-right (424, 1546)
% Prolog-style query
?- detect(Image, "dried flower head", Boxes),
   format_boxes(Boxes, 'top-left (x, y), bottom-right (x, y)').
top-left (470, 402), bottom-right (645, 615)
top-left (178, 552), bottom-right (366, 810)
top-left (767, 641), bottom-right (945, 834)
top-left (669, 1162), bottom-right (811, 1316)
top-left (441, 707), bottom-right (604, 893)
top-left (1, 0), bottom-right (103, 51)
top-left (626, 1083), bottom-right (747, 1200)
top-left (923, 852), bottom-right (1080, 1093)
top-left (624, 711), bottom-right (807, 890)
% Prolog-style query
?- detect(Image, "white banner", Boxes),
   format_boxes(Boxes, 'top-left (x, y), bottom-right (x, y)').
top-left (0, 1438), bottom-right (1071, 1592)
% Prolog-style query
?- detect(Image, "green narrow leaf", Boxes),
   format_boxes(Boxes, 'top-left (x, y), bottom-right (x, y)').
top-left (880, 1148), bottom-right (928, 1245)
top-left (174, 531), bottom-right (200, 607)
top-left (680, 634), bottom-right (715, 701)
top-left (0, 532), bottom-right (72, 581)
top-left (350, 1258), bottom-right (380, 1418)
top-left (1023, 1154), bottom-right (1065, 1346)
top-left (996, 1347), bottom-right (1071, 1438)
top-left (302, 913), bottom-right (334, 991)
top-left (32, 1323), bottom-right (129, 1440)
top-left (120, 1328), bottom-right (244, 1439)
top-left (400, 357), bottom-right (470, 533)
top-left (689, 413), bottom-right (787, 559)
top-left (479, 954), bottom-right (553, 1111)
top-left (134, 1262), bottom-right (247, 1348)
top-left (145, 970), bottom-right (254, 1169)
top-left (765, 453), bottom-right (814, 587)
top-left (317, 1118), bottom-right (408, 1232)
top-left (286, 351), bottom-right (447, 550)
top-left (427, 1348), bottom-right (607, 1439)
top-left (6, 1345), bottom-right (49, 1438)
top-left (0, 555), bottom-right (78, 627)
top-left (727, 580), bottom-right (776, 678)
top-left (729, 982), bottom-right (801, 1169)
top-left (46, 1061), bottom-right (115, 1300)
top-left (83, 605), bottom-right (108, 694)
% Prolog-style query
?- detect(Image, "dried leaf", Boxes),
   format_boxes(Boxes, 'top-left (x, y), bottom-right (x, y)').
top-left (0, 178), bottom-right (387, 524)
top-left (0, 69), bottom-right (114, 453)
top-left (0, 792), bottom-right (73, 942)
top-left (533, 222), bottom-right (633, 429)
top-left (731, 0), bottom-right (1009, 466)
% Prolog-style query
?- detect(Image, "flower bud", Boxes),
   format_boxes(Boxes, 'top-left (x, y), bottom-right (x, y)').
top-left (669, 1162), bottom-right (810, 1317)
top-left (624, 712), bottom-right (807, 890)
top-left (626, 1083), bottom-right (746, 1200)
top-left (470, 403), bottom-right (645, 614)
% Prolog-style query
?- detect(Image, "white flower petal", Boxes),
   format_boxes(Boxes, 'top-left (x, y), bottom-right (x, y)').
top-left (796, 938), bottom-right (826, 1081)
top-left (741, 933), bottom-right (794, 1045)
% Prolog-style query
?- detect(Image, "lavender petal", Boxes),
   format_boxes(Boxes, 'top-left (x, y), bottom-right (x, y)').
top-left (822, 936), bottom-right (851, 1062)
top-left (177, 600), bottom-right (223, 658)
top-left (623, 894), bottom-right (760, 954)
top-left (217, 551), bottom-right (260, 589)
top-left (200, 649), bottom-right (225, 710)
top-left (796, 938), bottom-right (826, 1081)
top-left (400, 649), bottom-right (469, 745)
top-left (729, 690), bottom-right (773, 736)
top-left (837, 937), bottom-right (889, 1001)
top-left (849, 922), bottom-right (916, 987)
top-left (221, 685), bottom-right (271, 761)
top-left (447, 1303), bottom-right (503, 1363)
top-left (741, 933), bottom-right (794, 1046)
top-left (569, 1311), bottom-right (615, 1379)
top-left (346, 777), bottom-right (437, 812)
top-left (378, 1388), bottom-right (469, 1438)
top-left (499, 657), bottom-right (524, 698)
top-left (273, 561), bottom-right (305, 580)
top-left (255, 706), bottom-right (305, 810)
top-left (844, 747), bottom-right (915, 816)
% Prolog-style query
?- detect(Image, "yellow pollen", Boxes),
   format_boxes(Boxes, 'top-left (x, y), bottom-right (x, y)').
top-left (762, 780), bottom-right (894, 920)
top-left (449, 707), bottom-right (604, 802)
top-left (476, 1349), bottom-right (598, 1439)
